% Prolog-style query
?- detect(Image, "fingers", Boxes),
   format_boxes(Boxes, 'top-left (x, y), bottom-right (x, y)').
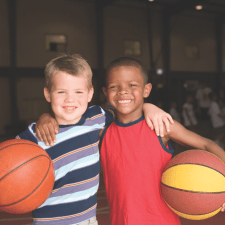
top-left (159, 114), bottom-right (174, 135)
top-left (166, 113), bottom-right (174, 124)
top-left (36, 127), bottom-right (43, 142)
top-left (36, 125), bottom-right (50, 146)
top-left (163, 117), bottom-right (171, 132)
top-left (144, 108), bottom-right (174, 137)
top-left (146, 118), bottom-right (162, 137)
top-left (158, 119), bottom-right (165, 137)
top-left (151, 116), bottom-right (172, 137)
top-left (35, 113), bottom-right (59, 146)
top-left (151, 118), bottom-right (160, 136)
top-left (53, 120), bottom-right (59, 135)
top-left (43, 125), bottom-right (52, 146)
top-left (152, 118), bottom-right (165, 137)
top-left (47, 123), bottom-right (58, 145)
top-left (221, 203), bottom-right (225, 212)
top-left (36, 124), bottom-right (56, 146)
top-left (145, 117), bottom-right (154, 130)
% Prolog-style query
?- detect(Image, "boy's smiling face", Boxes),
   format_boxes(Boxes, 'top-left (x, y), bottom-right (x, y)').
top-left (44, 71), bottom-right (93, 125)
top-left (103, 66), bottom-right (151, 123)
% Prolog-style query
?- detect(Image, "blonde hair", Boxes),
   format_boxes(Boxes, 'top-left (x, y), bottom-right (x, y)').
top-left (45, 54), bottom-right (93, 91)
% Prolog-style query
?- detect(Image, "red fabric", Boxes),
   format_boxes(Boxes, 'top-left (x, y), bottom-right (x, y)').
top-left (100, 119), bottom-right (181, 225)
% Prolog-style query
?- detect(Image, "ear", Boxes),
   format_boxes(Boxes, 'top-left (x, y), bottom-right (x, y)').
top-left (143, 83), bottom-right (152, 98)
top-left (102, 87), bottom-right (108, 100)
top-left (88, 87), bottom-right (94, 103)
top-left (44, 87), bottom-right (51, 102)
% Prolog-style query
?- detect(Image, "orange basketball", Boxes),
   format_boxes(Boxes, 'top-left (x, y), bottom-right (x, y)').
top-left (0, 139), bottom-right (55, 214)
top-left (161, 150), bottom-right (225, 220)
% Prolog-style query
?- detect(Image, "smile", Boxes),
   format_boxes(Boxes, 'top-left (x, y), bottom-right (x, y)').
top-left (63, 107), bottom-right (76, 111)
top-left (118, 100), bottom-right (131, 103)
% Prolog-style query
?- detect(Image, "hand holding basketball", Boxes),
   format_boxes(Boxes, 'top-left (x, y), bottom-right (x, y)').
top-left (0, 139), bottom-right (54, 214)
top-left (221, 203), bottom-right (225, 212)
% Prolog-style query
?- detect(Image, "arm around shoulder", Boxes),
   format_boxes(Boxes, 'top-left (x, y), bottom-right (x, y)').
top-left (166, 121), bottom-right (225, 164)
top-left (35, 113), bottom-right (59, 146)
top-left (143, 103), bottom-right (174, 137)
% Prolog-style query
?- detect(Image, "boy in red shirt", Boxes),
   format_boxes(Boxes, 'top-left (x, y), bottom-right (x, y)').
top-left (100, 57), bottom-right (225, 225)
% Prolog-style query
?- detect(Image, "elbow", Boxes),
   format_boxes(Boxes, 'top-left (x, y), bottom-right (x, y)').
top-left (203, 138), bottom-right (217, 151)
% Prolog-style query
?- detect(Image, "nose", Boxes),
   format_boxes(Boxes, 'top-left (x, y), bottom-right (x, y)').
top-left (65, 93), bottom-right (75, 102)
top-left (118, 86), bottom-right (129, 95)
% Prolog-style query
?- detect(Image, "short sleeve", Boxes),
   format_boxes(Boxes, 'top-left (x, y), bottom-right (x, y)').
top-left (102, 108), bottom-right (114, 126)
top-left (85, 105), bottom-right (114, 126)
top-left (16, 124), bottom-right (38, 144)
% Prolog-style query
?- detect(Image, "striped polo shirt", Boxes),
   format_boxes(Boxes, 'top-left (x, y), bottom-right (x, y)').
top-left (17, 105), bottom-right (113, 225)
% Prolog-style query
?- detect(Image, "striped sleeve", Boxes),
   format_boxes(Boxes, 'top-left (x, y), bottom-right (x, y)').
top-left (16, 123), bottom-right (38, 144)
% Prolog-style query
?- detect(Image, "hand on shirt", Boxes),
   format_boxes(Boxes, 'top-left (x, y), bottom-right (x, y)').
top-left (35, 113), bottom-right (59, 146)
top-left (143, 103), bottom-right (174, 137)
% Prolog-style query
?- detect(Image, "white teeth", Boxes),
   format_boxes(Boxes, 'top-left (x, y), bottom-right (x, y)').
top-left (118, 100), bottom-right (131, 103)
top-left (64, 107), bottom-right (75, 111)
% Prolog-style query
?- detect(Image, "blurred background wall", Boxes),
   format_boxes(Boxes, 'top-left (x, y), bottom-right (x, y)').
top-left (1, 0), bottom-right (225, 137)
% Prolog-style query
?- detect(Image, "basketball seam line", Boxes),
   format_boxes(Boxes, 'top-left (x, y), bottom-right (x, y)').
top-left (0, 143), bottom-right (42, 151)
top-left (0, 155), bottom-right (49, 182)
top-left (166, 202), bottom-right (222, 216)
top-left (161, 182), bottom-right (225, 194)
top-left (164, 163), bottom-right (225, 178)
top-left (0, 155), bottom-right (52, 207)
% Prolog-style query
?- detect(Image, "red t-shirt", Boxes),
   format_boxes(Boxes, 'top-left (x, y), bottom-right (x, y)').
top-left (101, 116), bottom-right (181, 225)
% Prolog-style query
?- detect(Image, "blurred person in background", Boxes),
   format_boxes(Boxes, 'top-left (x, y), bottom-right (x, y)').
top-left (169, 101), bottom-right (181, 123)
top-left (182, 95), bottom-right (198, 132)
top-left (208, 92), bottom-right (225, 149)
top-left (196, 81), bottom-right (212, 121)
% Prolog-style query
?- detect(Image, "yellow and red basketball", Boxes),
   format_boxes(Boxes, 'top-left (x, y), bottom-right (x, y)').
top-left (0, 139), bottom-right (55, 214)
top-left (161, 150), bottom-right (225, 220)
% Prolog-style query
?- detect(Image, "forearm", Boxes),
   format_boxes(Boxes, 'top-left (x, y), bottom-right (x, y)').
top-left (204, 139), bottom-right (225, 164)
top-left (168, 121), bottom-right (225, 162)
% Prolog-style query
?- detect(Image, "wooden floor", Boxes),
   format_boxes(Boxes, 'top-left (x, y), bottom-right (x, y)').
top-left (1, 171), bottom-right (225, 225)
top-left (0, 120), bottom-right (225, 224)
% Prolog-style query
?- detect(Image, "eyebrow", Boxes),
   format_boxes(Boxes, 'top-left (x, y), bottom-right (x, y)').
top-left (53, 87), bottom-right (87, 91)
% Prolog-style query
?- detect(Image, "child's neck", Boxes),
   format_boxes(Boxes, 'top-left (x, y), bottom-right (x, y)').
top-left (55, 115), bottom-right (83, 126)
top-left (116, 111), bottom-right (143, 124)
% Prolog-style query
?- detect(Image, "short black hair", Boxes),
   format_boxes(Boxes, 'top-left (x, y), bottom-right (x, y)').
top-left (105, 57), bottom-right (148, 85)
